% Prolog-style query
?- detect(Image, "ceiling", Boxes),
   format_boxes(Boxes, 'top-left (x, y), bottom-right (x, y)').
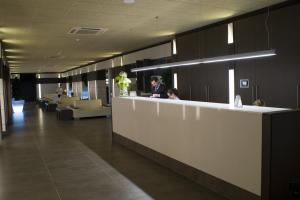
top-left (0, 0), bottom-right (285, 73)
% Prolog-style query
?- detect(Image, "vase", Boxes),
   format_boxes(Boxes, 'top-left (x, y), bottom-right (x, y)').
top-left (119, 88), bottom-right (128, 97)
top-left (12, 99), bottom-right (25, 113)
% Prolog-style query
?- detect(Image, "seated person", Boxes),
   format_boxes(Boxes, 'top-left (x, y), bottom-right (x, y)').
top-left (167, 88), bottom-right (180, 100)
top-left (253, 99), bottom-right (266, 106)
top-left (150, 77), bottom-right (168, 98)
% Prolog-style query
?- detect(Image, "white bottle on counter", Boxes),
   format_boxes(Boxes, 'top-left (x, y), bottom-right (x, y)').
top-left (234, 95), bottom-right (243, 108)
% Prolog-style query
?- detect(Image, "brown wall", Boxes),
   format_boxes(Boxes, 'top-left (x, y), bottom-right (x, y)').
top-left (174, 2), bottom-right (300, 108)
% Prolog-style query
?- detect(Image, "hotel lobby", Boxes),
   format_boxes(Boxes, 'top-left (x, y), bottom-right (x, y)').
top-left (0, 1), bottom-right (300, 200)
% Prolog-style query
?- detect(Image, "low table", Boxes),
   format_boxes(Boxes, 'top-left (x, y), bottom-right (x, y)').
top-left (45, 102), bottom-right (57, 112)
top-left (56, 108), bottom-right (73, 121)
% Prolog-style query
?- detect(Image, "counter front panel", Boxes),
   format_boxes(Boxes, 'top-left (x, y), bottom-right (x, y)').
top-left (112, 97), bottom-right (274, 196)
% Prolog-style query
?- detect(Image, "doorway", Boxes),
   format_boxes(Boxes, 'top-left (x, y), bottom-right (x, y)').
top-left (19, 74), bottom-right (37, 102)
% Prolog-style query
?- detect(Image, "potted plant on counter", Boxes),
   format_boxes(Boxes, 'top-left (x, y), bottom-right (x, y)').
top-left (115, 71), bottom-right (131, 97)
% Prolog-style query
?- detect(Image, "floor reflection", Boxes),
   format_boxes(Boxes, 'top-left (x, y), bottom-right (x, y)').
top-left (1, 103), bottom-right (227, 200)
top-left (12, 112), bottom-right (24, 123)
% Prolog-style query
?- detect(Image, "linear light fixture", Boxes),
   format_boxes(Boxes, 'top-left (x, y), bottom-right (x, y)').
top-left (228, 69), bottom-right (235, 106)
top-left (131, 49), bottom-right (276, 72)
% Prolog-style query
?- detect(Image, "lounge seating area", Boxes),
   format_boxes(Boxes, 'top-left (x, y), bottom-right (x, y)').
top-left (41, 93), bottom-right (59, 103)
top-left (38, 94), bottom-right (111, 120)
top-left (38, 93), bottom-right (59, 111)
top-left (57, 96), bottom-right (80, 108)
top-left (68, 99), bottom-right (111, 119)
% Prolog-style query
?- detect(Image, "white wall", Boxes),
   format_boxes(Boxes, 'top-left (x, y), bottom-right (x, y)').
top-left (72, 82), bottom-right (78, 97)
top-left (36, 73), bottom-right (66, 99)
top-left (72, 82), bottom-right (82, 98)
top-left (39, 73), bottom-right (59, 78)
top-left (122, 43), bottom-right (171, 65)
top-left (40, 84), bottom-right (57, 97)
top-left (0, 79), bottom-right (6, 132)
top-left (88, 80), bottom-right (97, 99)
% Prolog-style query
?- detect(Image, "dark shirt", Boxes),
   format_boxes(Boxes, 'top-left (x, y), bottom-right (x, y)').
top-left (151, 83), bottom-right (168, 98)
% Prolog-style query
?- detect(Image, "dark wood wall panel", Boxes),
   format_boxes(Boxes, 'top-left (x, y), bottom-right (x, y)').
top-left (20, 74), bottom-right (37, 102)
top-left (235, 4), bottom-right (300, 108)
top-left (87, 71), bottom-right (98, 81)
top-left (176, 32), bottom-right (200, 61)
top-left (97, 70), bottom-right (107, 80)
top-left (72, 74), bottom-right (82, 82)
top-left (175, 67), bottom-right (192, 100)
top-left (36, 78), bottom-right (67, 84)
top-left (267, 111), bottom-right (300, 200)
top-left (175, 3), bottom-right (300, 108)
top-left (85, 70), bottom-right (106, 81)
top-left (176, 24), bottom-right (228, 103)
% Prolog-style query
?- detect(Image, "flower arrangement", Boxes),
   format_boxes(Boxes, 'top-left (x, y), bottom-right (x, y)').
top-left (115, 71), bottom-right (131, 96)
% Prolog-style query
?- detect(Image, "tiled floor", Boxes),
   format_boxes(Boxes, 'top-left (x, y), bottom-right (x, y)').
top-left (0, 103), bottom-right (227, 200)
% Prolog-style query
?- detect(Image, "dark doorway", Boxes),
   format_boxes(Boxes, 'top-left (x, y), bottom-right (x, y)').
top-left (20, 74), bottom-right (37, 102)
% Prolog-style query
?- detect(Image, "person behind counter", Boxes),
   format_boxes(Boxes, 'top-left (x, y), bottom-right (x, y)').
top-left (167, 88), bottom-right (180, 100)
top-left (150, 77), bottom-right (168, 98)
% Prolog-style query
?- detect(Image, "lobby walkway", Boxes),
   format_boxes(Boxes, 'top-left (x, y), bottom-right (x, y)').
top-left (0, 104), bottom-right (227, 200)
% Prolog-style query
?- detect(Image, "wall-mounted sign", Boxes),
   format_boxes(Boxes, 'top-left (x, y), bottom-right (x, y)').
top-left (240, 79), bottom-right (249, 88)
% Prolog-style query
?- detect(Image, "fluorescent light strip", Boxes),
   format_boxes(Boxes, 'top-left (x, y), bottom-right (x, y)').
top-left (38, 84), bottom-right (42, 99)
top-left (228, 23), bottom-right (234, 44)
top-left (172, 39), bottom-right (177, 55)
top-left (173, 73), bottom-right (178, 89)
top-left (131, 49), bottom-right (276, 72)
top-left (228, 69), bottom-right (235, 106)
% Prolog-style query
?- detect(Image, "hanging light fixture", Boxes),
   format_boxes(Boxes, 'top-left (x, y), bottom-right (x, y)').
top-left (131, 49), bottom-right (276, 72)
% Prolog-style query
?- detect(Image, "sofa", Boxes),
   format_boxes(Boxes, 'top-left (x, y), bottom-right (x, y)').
top-left (39, 93), bottom-right (58, 111)
top-left (57, 96), bottom-right (80, 108)
top-left (42, 93), bottom-right (59, 103)
top-left (69, 99), bottom-right (111, 119)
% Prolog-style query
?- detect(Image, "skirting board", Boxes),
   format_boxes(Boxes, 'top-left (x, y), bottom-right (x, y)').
top-left (113, 132), bottom-right (260, 200)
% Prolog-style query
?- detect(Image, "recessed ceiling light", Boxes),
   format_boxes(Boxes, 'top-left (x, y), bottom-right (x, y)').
top-left (6, 56), bottom-right (23, 59)
top-left (101, 54), bottom-right (113, 58)
top-left (123, 0), bottom-right (135, 4)
top-left (5, 49), bottom-right (23, 53)
top-left (2, 39), bottom-right (25, 44)
top-left (111, 52), bottom-right (122, 55)
top-left (8, 61), bottom-right (22, 64)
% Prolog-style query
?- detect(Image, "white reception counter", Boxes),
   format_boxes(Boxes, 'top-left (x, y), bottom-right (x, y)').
top-left (112, 97), bottom-right (289, 199)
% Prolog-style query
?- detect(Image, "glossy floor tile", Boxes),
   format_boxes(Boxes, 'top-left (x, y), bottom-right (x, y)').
top-left (0, 103), bottom-right (228, 200)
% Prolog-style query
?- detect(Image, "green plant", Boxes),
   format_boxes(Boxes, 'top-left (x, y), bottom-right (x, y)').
top-left (115, 71), bottom-right (131, 91)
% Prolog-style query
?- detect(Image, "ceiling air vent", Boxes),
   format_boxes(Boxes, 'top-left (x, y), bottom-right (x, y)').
top-left (68, 27), bottom-right (108, 35)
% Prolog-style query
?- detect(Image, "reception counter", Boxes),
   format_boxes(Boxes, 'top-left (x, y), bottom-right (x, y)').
top-left (112, 97), bottom-right (300, 200)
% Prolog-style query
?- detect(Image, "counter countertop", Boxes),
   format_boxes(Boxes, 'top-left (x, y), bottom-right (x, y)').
top-left (117, 96), bottom-right (289, 113)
